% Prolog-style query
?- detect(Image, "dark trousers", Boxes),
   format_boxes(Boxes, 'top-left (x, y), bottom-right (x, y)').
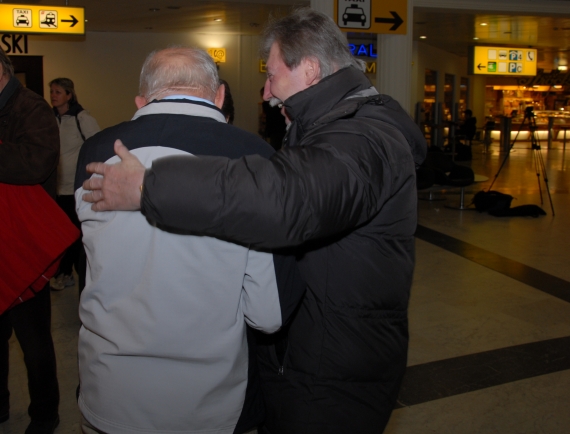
top-left (56, 195), bottom-right (86, 290)
top-left (0, 286), bottom-right (59, 421)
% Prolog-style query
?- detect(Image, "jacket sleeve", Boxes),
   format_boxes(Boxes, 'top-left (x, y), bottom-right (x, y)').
top-left (0, 97), bottom-right (59, 185)
top-left (241, 249), bottom-right (283, 334)
top-left (141, 131), bottom-right (387, 249)
top-left (77, 110), bottom-right (101, 140)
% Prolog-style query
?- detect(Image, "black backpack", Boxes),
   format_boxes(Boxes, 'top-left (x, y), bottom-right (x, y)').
top-left (471, 190), bottom-right (546, 217)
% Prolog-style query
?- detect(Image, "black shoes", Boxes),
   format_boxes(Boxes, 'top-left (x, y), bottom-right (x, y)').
top-left (25, 416), bottom-right (60, 434)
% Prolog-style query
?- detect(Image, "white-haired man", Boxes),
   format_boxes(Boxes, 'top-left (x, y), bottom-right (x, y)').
top-left (75, 47), bottom-right (303, 434)
top-left (82, 9), bottom-right (427, 434)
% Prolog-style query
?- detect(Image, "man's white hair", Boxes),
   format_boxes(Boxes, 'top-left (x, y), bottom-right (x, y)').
top-left (139, 46), bottom-right (219, 102)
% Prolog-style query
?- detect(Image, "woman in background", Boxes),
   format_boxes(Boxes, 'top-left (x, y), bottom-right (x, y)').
top-left (49, 78), bottom-right (100, 291)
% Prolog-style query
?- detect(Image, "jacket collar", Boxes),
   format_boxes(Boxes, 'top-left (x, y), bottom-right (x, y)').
top-left (132, 98), bottom-right (226, 123)
top-left (54, 102), bottom-right (84, 118)
top-left (0, 76), bottom-right (21, 111)
top-left (284, 67), bottom-right (372, 122)
top-left (282, 66), bottom-right (373, 145)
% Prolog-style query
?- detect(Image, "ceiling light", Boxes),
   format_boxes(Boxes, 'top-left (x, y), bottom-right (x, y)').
top-left (559, 65), bottom-right (568, 71)
top-left (419, 35), bottom-right (427, 39)
top-left (480, 22), bottom-right (488, 26)
top-left (214, 18), bottom-right (222, 22)
top-left (473, 37), bottom-right (479, 40)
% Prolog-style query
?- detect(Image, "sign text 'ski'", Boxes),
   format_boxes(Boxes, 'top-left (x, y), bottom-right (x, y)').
top-left (0, 4), bottom-right (85, 35)
top-left (335, 0), bottom-right (407, 35)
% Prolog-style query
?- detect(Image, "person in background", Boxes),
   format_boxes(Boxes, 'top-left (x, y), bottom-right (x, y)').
top-left (257, 86), bottom-right (266, 138)
top-left (219, 78), bottom-right (235, 124)
top-left (0, 47), bottom-right (61, 434)
top-left (261, 92), bottom-right (286, 151)
top-left (74, 47), bottom-right (303, 434)
top-left (459, 109), bottom-right (477, 144)
top-left (49, 78), bottom-right (100, 291)
top-left (80, 8), bottom-right (426, 434)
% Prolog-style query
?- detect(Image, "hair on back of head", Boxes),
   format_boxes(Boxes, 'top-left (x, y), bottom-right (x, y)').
top-left (139, 46), bottom-right (219, 102)
top-left (260, 7), bottom-right (362, 79)
top-left (219, 79), bottom-right (235, 124)
top-left (0, 48), bottom-right (14, 78)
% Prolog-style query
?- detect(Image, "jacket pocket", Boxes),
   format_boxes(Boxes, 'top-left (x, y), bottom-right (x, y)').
top-left (318, 306), bottom-right (408, 382)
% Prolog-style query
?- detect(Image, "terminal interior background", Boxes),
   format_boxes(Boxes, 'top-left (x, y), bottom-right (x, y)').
top-left (2, 0), bottom-right (570, 433)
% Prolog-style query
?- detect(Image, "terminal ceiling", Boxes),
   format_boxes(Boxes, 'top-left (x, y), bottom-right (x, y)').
top-left (15, 0), bottom-right (570, 72)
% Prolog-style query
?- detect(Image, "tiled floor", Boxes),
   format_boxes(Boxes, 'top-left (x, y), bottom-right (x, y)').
top-left (1, 283), bottom-right (81, 434)
top-left (386, 139), bottom-right (570, 433)
top-left (1, 138), bottom-right (569, 433)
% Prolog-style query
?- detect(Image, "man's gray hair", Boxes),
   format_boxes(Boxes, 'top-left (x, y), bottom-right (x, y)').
top-left (0, 48), bottom-right (14, 78)
top-left (139, 46), bottom-right (219, 102)
top-left (260, 8), bottom-right (362, 79)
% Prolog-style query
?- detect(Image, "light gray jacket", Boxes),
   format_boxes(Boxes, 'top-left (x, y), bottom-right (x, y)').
top-left (75, 101), bottom-right (284, 434)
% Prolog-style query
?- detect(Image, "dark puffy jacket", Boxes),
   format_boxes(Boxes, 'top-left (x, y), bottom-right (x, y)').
top-left (0, 77), bottom-right (59, 198)
top-left (141, 66), bottom-right (427, 433)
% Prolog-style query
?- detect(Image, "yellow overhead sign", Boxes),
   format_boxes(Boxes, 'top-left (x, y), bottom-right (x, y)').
top-left (469, 46), bottom-right (537, 76)
top-left (334, 0), bottom-right (407, 35)
top-left (0, 4), bottom-right (84, 35)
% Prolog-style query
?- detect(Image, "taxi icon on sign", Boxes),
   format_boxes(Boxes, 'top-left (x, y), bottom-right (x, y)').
top-left (343, 4), bottom-right (366, 26)
top-left (16, 14), bottom-right (29, 26)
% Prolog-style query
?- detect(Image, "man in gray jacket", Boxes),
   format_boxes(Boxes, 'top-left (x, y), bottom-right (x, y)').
top-left (81, 9), bottom-right (427, 434)
top-left (75, 47), bottom-right (303, 434)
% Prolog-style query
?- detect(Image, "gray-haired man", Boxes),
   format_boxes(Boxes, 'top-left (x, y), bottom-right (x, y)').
top-left (82, 9), bottom-right (427, 434)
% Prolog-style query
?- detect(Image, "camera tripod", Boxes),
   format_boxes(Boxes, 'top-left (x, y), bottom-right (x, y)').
top-left (488, 107), bottom-right (555, 215)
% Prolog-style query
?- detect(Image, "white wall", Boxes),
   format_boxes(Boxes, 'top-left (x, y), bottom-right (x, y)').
top-left (7, 31), bottom-right (480, 134)
top-left (13, 32), bottom-right (267, 133)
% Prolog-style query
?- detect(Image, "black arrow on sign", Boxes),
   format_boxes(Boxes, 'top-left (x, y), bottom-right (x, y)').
top-left (477, 63), bottom-right (486, 70)
top-left (374, 11), bottom-right (403, 31)
top-left (61, 15), bottom-right (79, 27)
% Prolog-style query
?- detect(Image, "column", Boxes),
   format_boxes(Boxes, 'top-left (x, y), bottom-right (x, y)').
top-left (376, 0), bottom-right (413, 113)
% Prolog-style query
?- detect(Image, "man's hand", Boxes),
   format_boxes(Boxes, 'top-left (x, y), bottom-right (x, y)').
top-left (82, 139), bottom-right (145, 212)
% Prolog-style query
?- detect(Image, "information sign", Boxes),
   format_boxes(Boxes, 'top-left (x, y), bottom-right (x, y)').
top-left (469, 46), bottom-right (537, 76)
top-left (0, 4), bottom-right (84, 35)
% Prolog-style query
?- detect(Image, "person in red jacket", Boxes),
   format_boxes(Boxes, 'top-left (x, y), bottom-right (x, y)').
top-left (0, 48), bottom-right (61, 434)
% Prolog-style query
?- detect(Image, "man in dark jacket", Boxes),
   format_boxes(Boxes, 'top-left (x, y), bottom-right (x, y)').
top-left (0, 49), bottom-right (60, 434)
top-left (82, 8), bottom-right (427, 434)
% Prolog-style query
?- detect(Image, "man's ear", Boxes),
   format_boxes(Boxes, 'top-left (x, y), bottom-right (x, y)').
top-left (303, 57), bottom-right (321, 86)
top-left (135, 95), bottom-right (148, 109)
top-left (214, 84), bottom-right (225, 110)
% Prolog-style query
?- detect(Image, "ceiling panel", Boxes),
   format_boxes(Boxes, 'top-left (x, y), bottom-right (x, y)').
top-left (413, 9), bottom-right (570, 71)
